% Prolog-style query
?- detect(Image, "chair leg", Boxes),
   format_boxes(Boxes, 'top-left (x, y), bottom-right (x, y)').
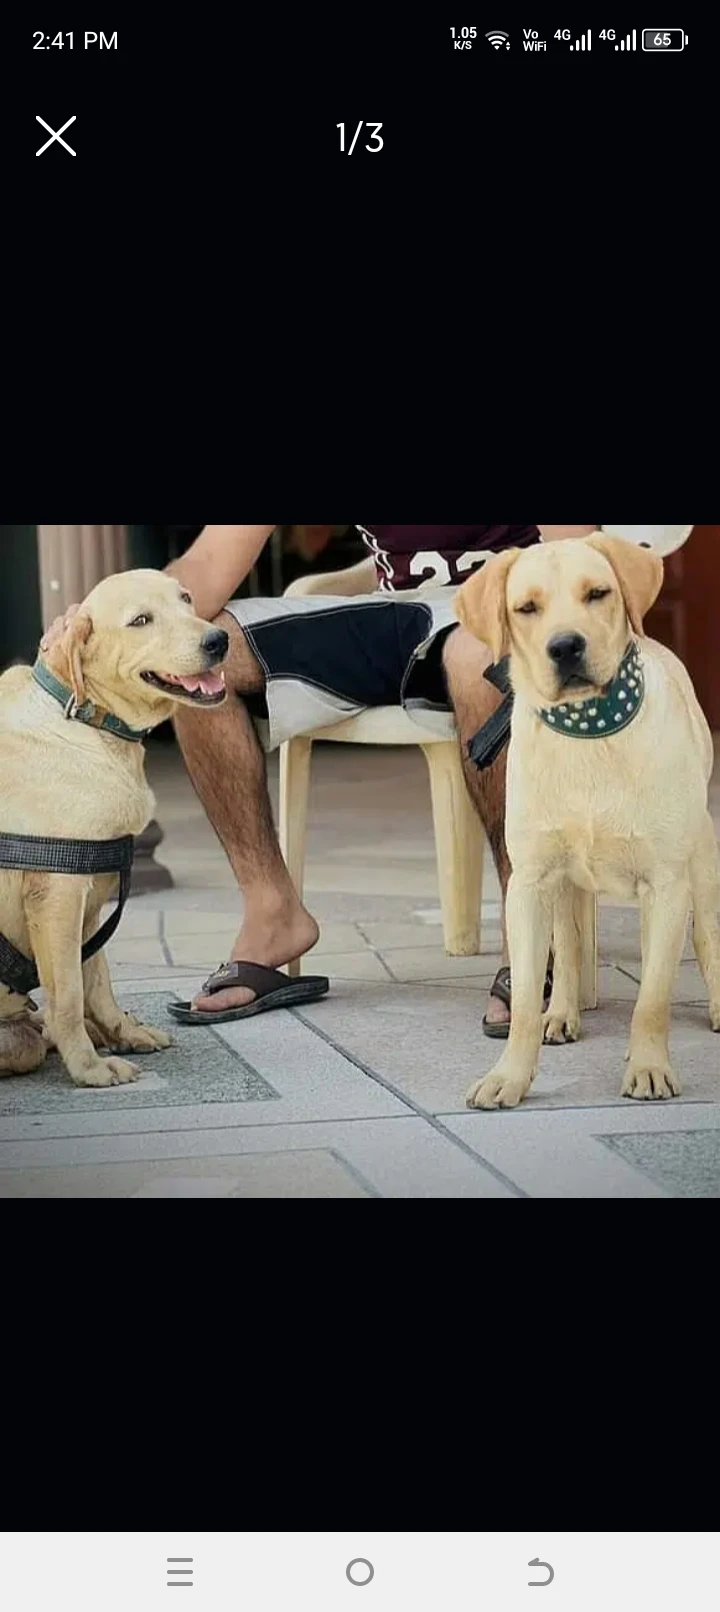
top-left (422, 743), bottom-right (485, 956)
top-left (577, 890), bottom-right (599, 1010)
top-left (278, 736), bottom-right (313, 979)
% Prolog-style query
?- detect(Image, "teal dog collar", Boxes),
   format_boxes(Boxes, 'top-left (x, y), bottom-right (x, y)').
top-left (537, 641), bottom-right (645, 738)
top-left (32, 660), bottom-right (151, 744)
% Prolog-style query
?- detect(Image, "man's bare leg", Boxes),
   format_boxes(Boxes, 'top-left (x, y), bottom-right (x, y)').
top-left (442, 626), bottom-right (513, 1028)
top-left (175, 614), bottom-right (512, 1018)
top-left (173, 611), bottom-right (319, 1011)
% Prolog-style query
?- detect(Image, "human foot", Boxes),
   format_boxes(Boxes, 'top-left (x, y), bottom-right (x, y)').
top-left (485, 971), bottom-right (511, 1028)
top-left (482, 959), bottom-right (555, 1039)
top-left (192, 908), bottom-right (320, 1013)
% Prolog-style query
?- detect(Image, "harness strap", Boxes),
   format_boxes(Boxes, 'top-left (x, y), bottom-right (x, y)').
top-left (468, 656), bottom-right (514, 772)
top-left (0, 833), bottom-right (134, 997)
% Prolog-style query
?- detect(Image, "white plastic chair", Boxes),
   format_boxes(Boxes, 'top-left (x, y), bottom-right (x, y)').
top-left (600, 525), bottom-right (693, 556)
top-left (278, 558), bottom-right (487, 974)
top-left (278, 528), bottom-right (694, 997)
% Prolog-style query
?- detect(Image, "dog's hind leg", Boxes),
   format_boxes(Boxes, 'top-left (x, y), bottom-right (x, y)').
top-left (690, 812), bottom-right (720, 1032)
top-left (0, 1017), bottom-right (47, 1076)
top-left (0, 979), bottom-right (47, 1075)
top-left (544, 882), bottom-right (583, 1044)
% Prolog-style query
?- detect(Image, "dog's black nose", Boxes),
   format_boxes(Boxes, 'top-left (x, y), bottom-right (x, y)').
top-left (203, 628), bottom-right (229, 663)
top-left (547, 632), bottom-right (587, 666)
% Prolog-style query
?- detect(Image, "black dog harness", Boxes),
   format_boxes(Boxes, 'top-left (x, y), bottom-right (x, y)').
top-left (468, 657), bottom-right (514, 772)
top-left (0, 835), bottom-right (135, 996)
top-left (0, 660), bottom-right (143, 997)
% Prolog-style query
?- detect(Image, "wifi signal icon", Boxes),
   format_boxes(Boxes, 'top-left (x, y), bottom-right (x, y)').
top-left (486, 30), bottom-right (509, 48)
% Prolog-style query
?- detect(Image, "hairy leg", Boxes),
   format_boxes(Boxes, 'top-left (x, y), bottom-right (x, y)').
top-left (442, 625), bottom-right (513, 1025)
top-left (173, 611), bottom-right (319, 1011)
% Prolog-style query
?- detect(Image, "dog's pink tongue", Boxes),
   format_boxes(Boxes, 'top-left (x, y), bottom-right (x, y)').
top-left (199, 671), bottom-right (226, 696)
top-left (176, 671), bottom-right (225, 695)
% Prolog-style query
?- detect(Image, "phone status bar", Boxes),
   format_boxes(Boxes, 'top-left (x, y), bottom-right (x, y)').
top-left (450, 27), bottom-right (689, 53)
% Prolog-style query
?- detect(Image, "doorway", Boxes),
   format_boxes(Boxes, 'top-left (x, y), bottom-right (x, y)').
top-left (0, 526), bottom-right (41, 669)
top-left (646, 525), bottom-right (720, 728)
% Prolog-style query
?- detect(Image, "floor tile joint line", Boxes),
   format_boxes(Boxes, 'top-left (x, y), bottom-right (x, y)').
top-left (292, 1007), bottom-right (528, 1197)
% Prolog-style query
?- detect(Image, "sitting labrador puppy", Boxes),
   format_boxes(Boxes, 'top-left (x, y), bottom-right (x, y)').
top-left (0, 570), bottom-right (228, 1088)
top-left (457, 536), bottom-right (720, 1110)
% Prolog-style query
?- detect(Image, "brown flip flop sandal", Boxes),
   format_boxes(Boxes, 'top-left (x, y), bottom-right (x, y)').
top-left (482, 960), bottom-right (554, 1041)
top-left (167, 961), bottom-right (330, 1025)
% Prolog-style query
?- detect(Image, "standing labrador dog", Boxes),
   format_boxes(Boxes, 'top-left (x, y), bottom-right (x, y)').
top-left (0, 570), bottom-right (228, 1089)
top-left (456, 536), bottom-right (720, 1110)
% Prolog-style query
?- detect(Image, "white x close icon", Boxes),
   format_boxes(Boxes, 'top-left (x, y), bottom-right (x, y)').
top-left (36, 115), bottom-right (77, 156)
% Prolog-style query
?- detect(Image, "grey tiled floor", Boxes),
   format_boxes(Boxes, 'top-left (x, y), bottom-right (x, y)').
top-left (1, 740), bottom-right (719, 1198)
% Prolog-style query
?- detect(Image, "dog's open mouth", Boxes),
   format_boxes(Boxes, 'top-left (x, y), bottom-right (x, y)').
top-left (141, 670), bottom-right (227, 705)
top-left (560, 671), bottom-right (593, 691)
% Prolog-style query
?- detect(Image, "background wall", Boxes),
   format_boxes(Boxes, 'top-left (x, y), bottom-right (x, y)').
top-left (36, 524), bottom-right (127, 627)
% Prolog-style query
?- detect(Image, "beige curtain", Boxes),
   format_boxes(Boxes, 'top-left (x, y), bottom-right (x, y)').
top-left (36, 524), bottom-right (128, 628)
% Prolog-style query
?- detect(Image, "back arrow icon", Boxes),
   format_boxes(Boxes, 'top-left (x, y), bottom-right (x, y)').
top-left (528, 1560), bottom-right (554, 1588)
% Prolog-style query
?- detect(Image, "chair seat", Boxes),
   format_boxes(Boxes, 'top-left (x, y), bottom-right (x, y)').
top-left (312, 707), bottom-right (458, 746)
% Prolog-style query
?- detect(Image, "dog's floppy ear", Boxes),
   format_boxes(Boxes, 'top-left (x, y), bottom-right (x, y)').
top-left (586, 535), bottom-right (664, 636)
top-left (455, 548), bottom-right (521, 662)
top-left (64, 613), bottom-right (94, 705)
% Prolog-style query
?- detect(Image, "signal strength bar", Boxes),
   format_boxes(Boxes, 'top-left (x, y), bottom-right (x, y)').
top-left (569, 29), bottom-right (591, 49)
top-left (167, 1560), bottom-right (194, 1588)
top-left (615, 29), bottom-right (637, 48)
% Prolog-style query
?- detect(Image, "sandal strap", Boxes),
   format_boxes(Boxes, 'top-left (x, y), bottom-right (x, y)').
top-left (489, 962), bottom-right (555, 1011)
top-left (201, 961), bottom-right (289, 998)
top-left (489, 966), bottom-right (512, 1010)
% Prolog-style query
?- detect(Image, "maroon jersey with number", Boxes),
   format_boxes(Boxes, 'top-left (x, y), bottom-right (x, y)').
top-left (358, 524), bottom-right (540, 592)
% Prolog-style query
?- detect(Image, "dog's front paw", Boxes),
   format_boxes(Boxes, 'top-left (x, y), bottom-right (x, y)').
top-left (543, 1006), bottom-right (581, 1045)
top-left (622, 1058), bottom-right (682, 1101)
top-left (113, 1019), bottom-right (172, 1053)
top-left (71, 1055), bottom-right (141, 1088)
top-left (466, 1065), bottom-right (534, 1110)
top-left (709, 1000), bottom-right (720, 1033)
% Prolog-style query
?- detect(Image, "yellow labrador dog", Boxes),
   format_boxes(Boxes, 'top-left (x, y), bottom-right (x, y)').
top-left (0, 570), bottom-right (228, 1089)
top-left (457, 535), bottom-right (720, 1110)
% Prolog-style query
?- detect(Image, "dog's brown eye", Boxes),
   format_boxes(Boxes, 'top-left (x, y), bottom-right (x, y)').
top-left (515, 600), bottom-right (539, 615)
top-left (180, 591), bottom-right (192, 605)
top-left (129, 614), bottom-right (153, 627)
top-left (586, 588), bottom-right (611, 603)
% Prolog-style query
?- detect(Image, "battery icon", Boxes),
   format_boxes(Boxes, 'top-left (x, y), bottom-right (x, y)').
top-left (642, 29), bottom-right (687, 49)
